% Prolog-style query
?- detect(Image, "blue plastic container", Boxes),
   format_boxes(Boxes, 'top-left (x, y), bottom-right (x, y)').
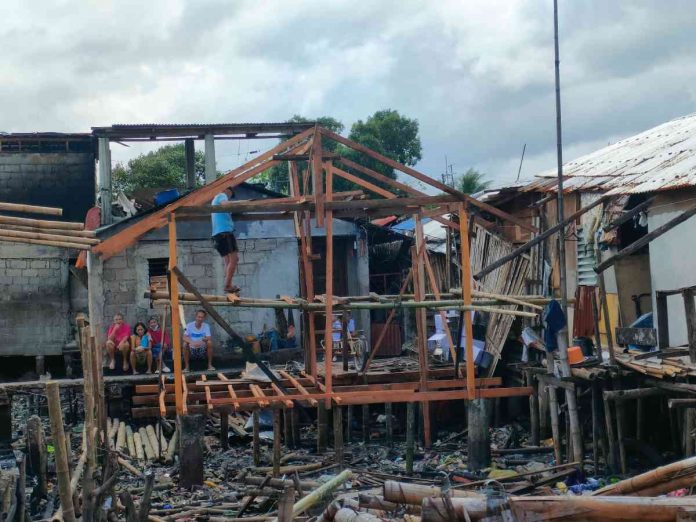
top-left (154, 189), bottom-right (180, 206)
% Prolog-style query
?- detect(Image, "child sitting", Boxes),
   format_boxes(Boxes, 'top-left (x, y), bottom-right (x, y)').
top-left (129, 322), bottom-right (153, 375)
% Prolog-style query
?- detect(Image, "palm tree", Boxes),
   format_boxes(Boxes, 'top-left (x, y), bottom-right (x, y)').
top-left (457, 168), bottom-right (490, 194)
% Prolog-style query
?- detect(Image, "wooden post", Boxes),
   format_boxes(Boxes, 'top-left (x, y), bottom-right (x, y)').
top-left (596, 248), bottom-right (616, 365)
top-left (591, 288), bottom-right (602, 356)
top-left (252, 411), bottom-right (261, 466)
top-left (615, 388), bottom-right (628, 474)
top-left (317, 403), bottom-right (328, 453)
top-left (46, 382), bottom-right (75, 522)
top-left (545, 357), bottom-right (563, 465)
top-left (168, 214), bottom-right (184, 414)
top-left (345, 405), bottom-right (352, 444)
top-left (291, 407), bottom-right (300, 449)
top-left (603, 387), bottom-right (619, 473)
top-left (636, 398), bottom-right (644, 442)
top-left (341, 312), bottom-right (349, 372)
top-left (526, 369), bottom-right (540, 447)
top-left (26, 415), bottom-right (47, 498)
top-left (283, 409), bottom-right (293, 448)
top-left (656, 291), bottom-right (670, 349)
top-left (178, 414), bottom-right (205, 488)
top-left (467, 398), bottom-right (491, 470)
top-left (220, 411), bottom-right (229, 450)
top-left (324, 163), bottom-right (334, 406)
top-left (682, 288), bottom-right (696, 363)
top-left (458, 206), bottom-right (476, 399)
top-left (406, 402), bottom-right (416, 475)
top-left (413, 217), bottom-right (431, 448)
top-left (277, 487), bottom-right (295, 522)
top-left (556, 331), bottom-right (584, 465)
top-left (591, 382), bottom-right (600, 472)
top-left (273, 409), bottom-right (282, 477)
top-left (333, 406), bottom-right (344, 468)
top-left (362, 404), bottom-right (370, 443)
top-left (686, 409), bottom-right (695, 457)
top-left (385, 402), bottom-right (393, 447)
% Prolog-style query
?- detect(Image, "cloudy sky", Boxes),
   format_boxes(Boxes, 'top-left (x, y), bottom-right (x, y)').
top-left (2, 0), bottom-right (695, 187)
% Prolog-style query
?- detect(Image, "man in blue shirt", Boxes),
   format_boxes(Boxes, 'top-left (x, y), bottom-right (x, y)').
top-left (211, 187), bottom-right (239, 293)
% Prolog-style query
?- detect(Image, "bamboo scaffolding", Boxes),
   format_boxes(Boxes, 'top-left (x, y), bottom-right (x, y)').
top-left (0, 234), bottom-right (91, 250)
top-left (145, 291), bottom-right (537, 316)
top-left (0, 227), bottom-right (99, 245)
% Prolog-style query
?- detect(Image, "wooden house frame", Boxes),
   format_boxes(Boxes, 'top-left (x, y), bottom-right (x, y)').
top-left (92, 125), bottom-right (535, 446)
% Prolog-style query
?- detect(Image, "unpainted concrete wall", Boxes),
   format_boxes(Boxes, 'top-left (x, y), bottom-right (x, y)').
top-left (102, 238), bottom-right (301, 349)
top-left (0, 243), bottom-right (71, 355)
top-left (0, 151), bottom-right (94, 356)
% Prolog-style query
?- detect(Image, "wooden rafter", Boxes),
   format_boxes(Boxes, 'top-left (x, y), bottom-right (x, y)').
top-left (92, 126), bottom-right (315, 259)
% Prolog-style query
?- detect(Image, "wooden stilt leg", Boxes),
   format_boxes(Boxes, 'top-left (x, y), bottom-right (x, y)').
top-left (591, 384), bottom-right (599, 473)
top-left (362, 404), bottom-right (369, 443)
top-left (345, 405), bottom-right (352, 444)
top-left (253, 410), bottom-right (261, 467)
top-left (291, 407), bottom-right (300, 448)
top-left (546, 357), bottom-right (562, 465)
top-left (406, 403), bottom-right (416, 475)
top-left (284, 409), bottom-right (292, 448)
top-left (603, 388), bottom-right (618, 473)
top-left (526, 369), bottom-right (540, 447)
top-left (317, 404), bottom-right (328, 453)
top-left (636, 397), bottom-right (643, 442)
top-left (333, 406), bottom-right (344, 468)
top-left (220, 411), bottom-right (229, 450)
top-left (273, 409), bottom-right (282, 477)
top-left (385, 402), bottom-right (393, 447)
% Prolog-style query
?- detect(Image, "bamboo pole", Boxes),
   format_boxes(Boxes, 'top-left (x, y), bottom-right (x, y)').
top-left (272, 469), bottom-right (352, 521)
top-left (383, 481), bottom-right (484, 505)
top-left (0, 202), bottom-right (63, 215)
top-left (126, 425), bottom-right (136, 457)
top-left (0, 214), bottom-right (84, 230)
top-left (593, 456), bottom-right (696, 496)
top-left (164, 429), bottom-right (178, 464)
top-left (0, 227), bottom-right (99, 245)
top-left (545, 356), bottom-right (563, 465)
top-left (139, 427), bottom-right (156, 461)
top-left (46, 382), bottom-right (76, 522)
top-left (0, 223), bottom-right (96, 237)
top-left (133, 431), bottom-right (145, 461)
top-left (116, 421), bottom-right (127, 452)
top-left (0, 234), bottom-right (91, 250)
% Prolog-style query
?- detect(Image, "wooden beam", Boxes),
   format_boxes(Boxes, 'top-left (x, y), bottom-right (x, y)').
top-left (413, 217), bottom-right (431, 447)
top-left (332, 166), bottom-right (397, 199)
top-left (93, 126), bottom-right (315, 259)
top-left (596, 204), bottom-right (696, 273)
top-left (602, 197), bottom-right (655, 232)
top-left (475, 195), bottom-right (607, 280)
top-left (278, 370), bottom-right (318, 406)
top-left (312, 125), bottom-right (324, 227)
top-left (322, 128), bottom-right (537, 233)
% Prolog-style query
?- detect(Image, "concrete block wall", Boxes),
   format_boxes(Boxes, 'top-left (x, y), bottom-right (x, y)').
top-left (101, 237), bottom-right (300, 349)
top-left (0, 152), bottom-right (95, 222)
top-left (0, 243), bottom-right (71, 355)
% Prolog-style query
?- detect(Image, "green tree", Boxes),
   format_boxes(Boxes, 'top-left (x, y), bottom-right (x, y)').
top-left (256, 110), bottom-right (422, 197)
top-left (457, 168), bottom-right (490, 195)
top-left (113, 144), bottom-right (206, 194)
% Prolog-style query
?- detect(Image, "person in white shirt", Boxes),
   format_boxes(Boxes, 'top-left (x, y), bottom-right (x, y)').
top-left (183, 309), bottom-right (214, 371)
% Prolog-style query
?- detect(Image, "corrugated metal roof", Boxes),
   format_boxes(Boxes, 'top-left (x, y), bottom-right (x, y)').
top-left (491, 113), bottom-right (696, 197)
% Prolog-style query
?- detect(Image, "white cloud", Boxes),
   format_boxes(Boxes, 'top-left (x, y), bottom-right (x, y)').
top-left (1, 0), bottom-right (696, 187)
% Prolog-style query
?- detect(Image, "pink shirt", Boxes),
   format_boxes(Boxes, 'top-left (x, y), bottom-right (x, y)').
top-left (107, 323), bottom-right (131, 344)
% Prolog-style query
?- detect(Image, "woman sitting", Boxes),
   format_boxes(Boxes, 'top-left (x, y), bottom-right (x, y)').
top-left (129, 322), bottom-right (153, 375)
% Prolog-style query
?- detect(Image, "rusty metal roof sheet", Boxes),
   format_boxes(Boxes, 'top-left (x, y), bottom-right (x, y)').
top-left (492, 113), bottom-right (696, 197)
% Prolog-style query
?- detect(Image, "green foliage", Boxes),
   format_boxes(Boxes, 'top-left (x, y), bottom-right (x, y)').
top-left (261, 115), bottom-right (344, 193)
top-left (259, 110), bottom-right (422, 197)
top-left (457, 168), bottom-right (490, 195)
top-left (112, 144), bottom-right (206, 194)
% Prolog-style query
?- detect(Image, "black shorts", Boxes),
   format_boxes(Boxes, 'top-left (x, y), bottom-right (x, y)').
top-left (212, 232), bottom-right (238, 256)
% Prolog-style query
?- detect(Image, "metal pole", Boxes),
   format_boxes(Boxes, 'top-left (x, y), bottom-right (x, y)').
top-left (553, 0), bottom-right (568, 317)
